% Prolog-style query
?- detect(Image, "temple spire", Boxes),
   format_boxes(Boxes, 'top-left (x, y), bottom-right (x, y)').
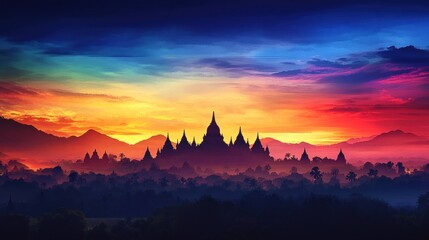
top-left (200, 111), bottom-right (227, 150)
top-left (143, 146), bottom-right (154, 161)
top-left (300, 148), bottom-right (310, 163)
top-left (179, 130), bottom-right (191, 148)
top-left (84, 152), bottom-right (91, 163)
top-left (265, 146), bottom-right (270, 155)
top-left (160, 133), bottom-right (174, 156)
top-left (233, 126), bottom-right (247, 149)
top-left (191, 137), bottom-right (197, 147)
top-left (102, 151), bottom-right (109, 162)
top-left (211, 111), bottom-right (216, 123)
top-left (91, 149), bottom-right (100, 161)
top-left (251, 133), bottom-right (265, 153)
top-left (336, 148), bottom-right (346, 164)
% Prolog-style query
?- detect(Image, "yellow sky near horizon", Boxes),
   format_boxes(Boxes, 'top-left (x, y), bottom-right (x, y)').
top-left (1, 75), bottom-right (424, 145)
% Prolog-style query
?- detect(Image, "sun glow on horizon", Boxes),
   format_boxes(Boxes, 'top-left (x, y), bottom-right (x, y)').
top-left (2, 74), bottom-right (428, 146)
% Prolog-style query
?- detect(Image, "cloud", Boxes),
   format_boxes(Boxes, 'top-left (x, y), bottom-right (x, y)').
top-left (1, 0), bottom-right (428, 49)
top-left (377, 45), bottom-right (429, 64)
top-left (196, 57), bottom-right (276, 75)
top-left (1, 1), bottom-right (428, 83)
top-left (307, 58), bottom-right (368, 69)
top-left (326, 107), bottom-right (363, 113)
top-left (403, 96), bottom-right (429, 110)
top-left (0, 82), bottom-right (39, 96)
top-left (43, 47), bottom-right (86, 56)
top-left (319, 64), bottom-right (413, 84)
top-left (0, 41), bottom-right (171, 81)
top-left (0, 82), bottom-right (135, 108)
top-left (272, 57), bottom-right (370, 78)
top-left (274, 45), bottom-right (429, 87)
top-left (49, 89), bottom-right (135, 102)
top-left (0, 46), bottom-right (56, 81)
top-left (272, 68), bottom-right (333, 77)
top-left (41, 38), bottom-right (154, 58)
top-left (0, 47), bottom-right (21, 61)
top-left (0, 47), bottom-right (31, 79)
top-left (322, 95), bottom-right (429, 115)
top-left (14, 115), bottom-right (76, 131)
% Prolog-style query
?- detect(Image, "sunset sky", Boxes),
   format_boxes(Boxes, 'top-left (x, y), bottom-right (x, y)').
top-left (1, 0), bottom-right (429, 145)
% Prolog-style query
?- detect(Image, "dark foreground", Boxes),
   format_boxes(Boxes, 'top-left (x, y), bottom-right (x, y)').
top-left (2, 192), bottom-right (429, 240)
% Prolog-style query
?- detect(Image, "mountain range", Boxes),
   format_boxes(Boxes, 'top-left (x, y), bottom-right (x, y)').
top-left (0, 117), bottom-right (170, 167)
top-left (260, 130), bottom-right (429, 165)
top-left (1, 117), bottom-right (428, 167)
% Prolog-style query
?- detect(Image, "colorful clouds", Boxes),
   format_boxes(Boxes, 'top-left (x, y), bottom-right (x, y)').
top-left (0, 1), bottom-right (428, 144)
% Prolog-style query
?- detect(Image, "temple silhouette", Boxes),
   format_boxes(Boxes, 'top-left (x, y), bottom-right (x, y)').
top-left (82, 112), bottom-right (347, 169)
top-left (153, 112), bottom-right (271, 168)
top-left (84, 149), bottom-right (110, 166)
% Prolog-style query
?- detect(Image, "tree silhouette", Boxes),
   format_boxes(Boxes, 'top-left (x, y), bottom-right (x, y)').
top-left (396, 162), bottom-right (406, 175)
top-left (38, 209), bottom-right (87, 240)
top-left (264, 164), bottom-right (271, 172)
top-left (244, 177), bottom-right (257, 188)
top-left (368, 169), bottom-right (378, 178)
top-left (346, 171), bottom-right (357, 182)
top-left (68, 171), bottom-right (78, 184)
top-left (331, 168), bottom-right (339, 177)
top-left (310, 167), bottom-right (323, 184)
top-left (0, 214), bottom-right (29, 240)
top-left (418, 192), bottom-right (429, 211)
top-left (160, 177), bottom-right (168, 187)
top-left (87, 222), bottom-right (112, 240)
top-left (312, 156), bottom-right (322, 163)
top-left (329, 168), bottom-right (340, 186)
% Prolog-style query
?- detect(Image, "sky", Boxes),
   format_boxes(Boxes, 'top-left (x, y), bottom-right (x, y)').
top-left (0, 0), bottom-right (429, 145)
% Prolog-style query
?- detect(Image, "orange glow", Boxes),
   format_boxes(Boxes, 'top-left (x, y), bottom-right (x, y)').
top-left (1, 74), bottom-right (428, 146)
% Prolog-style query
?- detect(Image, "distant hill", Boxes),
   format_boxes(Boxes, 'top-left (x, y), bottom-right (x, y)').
top-left (0, 116), bottom-right (64, 150)
top-left (1, 116), bottom-right (428, 166)
top-left (345, 135), bottom-right (376, 144)
top-left (261, 130), bottom-right (429, 164)
top-left (352, 130), bottom-right (429, 147)
top-left (134, 134), bottom-right (169, 153)
top-left (0, 117), bottom-right (167, 165)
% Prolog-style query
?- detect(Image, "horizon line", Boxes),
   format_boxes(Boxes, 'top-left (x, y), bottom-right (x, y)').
top-left (1, 115), bottom-right (421, 146)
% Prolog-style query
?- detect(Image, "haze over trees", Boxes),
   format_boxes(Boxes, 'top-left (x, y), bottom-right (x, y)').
top-left (1, 192), bottom-right (429, 240)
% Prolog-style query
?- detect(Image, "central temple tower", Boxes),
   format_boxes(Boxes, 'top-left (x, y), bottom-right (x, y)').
top-left (199, 112), bottom-right (228, 150)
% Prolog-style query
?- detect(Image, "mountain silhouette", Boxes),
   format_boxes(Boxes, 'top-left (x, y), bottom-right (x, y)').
top-left (1, 116), bottom-right (428, 165)
top-left (260, 130), bottom-right (429, 163)
top-left (0, 117), bottom-right (65, 150)
top-left (68, 129), bottom-right (131, 150)
top-left (352, 130), bottom-right (429, 146)
top-left (0, 117), bottom-right (167, 165)
top-left (345, 135), bottom-right (377, 144)
top-left (134, 134), bottom-right (169, 151)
